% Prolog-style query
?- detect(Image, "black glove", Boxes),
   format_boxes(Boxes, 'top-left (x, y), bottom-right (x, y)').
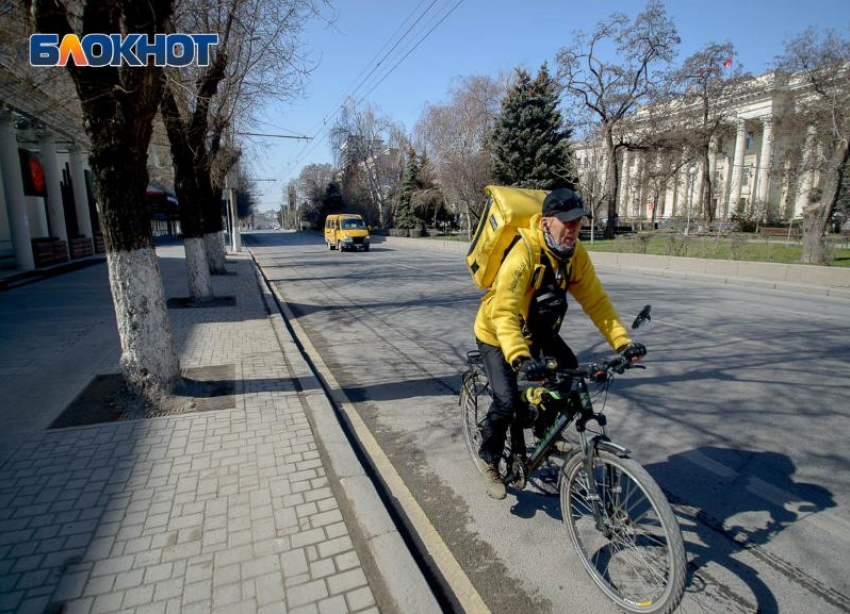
top-left (618, 342), bottom-right (647, 362)
top-left (513, 357), bottom-right (547, 381)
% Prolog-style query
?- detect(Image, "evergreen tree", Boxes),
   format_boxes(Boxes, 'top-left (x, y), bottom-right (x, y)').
top-left (394, 147), bottom-right (422, 229)
top-left (490, 64), bottom-right (575, 190)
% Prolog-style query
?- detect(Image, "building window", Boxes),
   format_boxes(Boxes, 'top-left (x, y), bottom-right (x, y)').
top-left (742, 167), bottom-right (750, 187)
top-left (745, 131), bottom-right (755, 149)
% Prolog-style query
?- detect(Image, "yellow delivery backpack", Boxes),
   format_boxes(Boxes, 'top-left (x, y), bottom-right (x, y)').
top-left (466, 185), bottom-right (548, 290)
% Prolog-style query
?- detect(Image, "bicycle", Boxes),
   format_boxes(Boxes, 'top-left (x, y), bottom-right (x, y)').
top-left (459, 306), bottom-right (686, 614)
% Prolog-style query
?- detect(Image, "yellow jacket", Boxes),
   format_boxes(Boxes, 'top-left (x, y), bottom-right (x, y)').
top-left (474, 213), bottom-right (631, 366)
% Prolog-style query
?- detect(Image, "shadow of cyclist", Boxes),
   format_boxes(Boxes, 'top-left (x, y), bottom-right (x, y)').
top-left (504, 445), bottom-right (838, 613)
top-left (644, 446), bottom-right (837, 614)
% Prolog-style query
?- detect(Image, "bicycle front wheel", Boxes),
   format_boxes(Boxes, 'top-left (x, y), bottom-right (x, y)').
top-left (560, 450), bottom-right (686, 614)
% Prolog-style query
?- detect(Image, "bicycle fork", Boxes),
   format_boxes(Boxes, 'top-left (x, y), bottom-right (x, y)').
top-left (571, 383), bottom-right (616, 535)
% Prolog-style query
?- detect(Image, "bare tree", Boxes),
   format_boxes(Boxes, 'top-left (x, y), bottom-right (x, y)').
top-left (28, 0), bottom-right (181, 400)
top-left (296, 162), bottom-right (334, 226)
top-left (556, 0), bottom-right (679, 238)
top-left (167, 0), bottom-right (328, 272)
top-left (416, 74), bottom-right (503, 233)
top-left (776, 28), bottom-right (850, 264)
top-left (159, 41), bottom-right (228, 298)
top-left (573, 140), bottom-right (608, 237)
top-left (669, 43), bottom-right (752, 226)
top-left (283, 180), bottom-right (298, 229)
top-left (332, 103), bottom-right (407, 227)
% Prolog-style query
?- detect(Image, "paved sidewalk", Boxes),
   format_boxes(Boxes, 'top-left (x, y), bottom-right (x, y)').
top-left (0, 246), bottom-right (381, 614)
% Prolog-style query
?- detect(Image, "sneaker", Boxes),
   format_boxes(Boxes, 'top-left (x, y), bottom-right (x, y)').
top-left (477, 459), bottom-right (507, 500)
top-left (552, 439), bottom-right (574, 456)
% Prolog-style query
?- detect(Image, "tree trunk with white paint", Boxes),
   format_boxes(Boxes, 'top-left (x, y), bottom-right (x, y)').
top-left (160, 81), bottom-right (215, 300)
top-left (184, 236), bottom-right (213, 301)
top-left (205, 231), bottom-right (227, 273)
top-left (32, 0), bottom-right (182, 402)
top-left (107, 248), bottom-right (181, 397)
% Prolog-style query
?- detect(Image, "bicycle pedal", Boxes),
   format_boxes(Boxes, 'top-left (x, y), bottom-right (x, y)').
top-left (510, 458), bottom-right (527, 490)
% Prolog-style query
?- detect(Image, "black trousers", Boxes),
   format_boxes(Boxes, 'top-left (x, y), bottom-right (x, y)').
top-left (476, 335), bottom-right (578, 465)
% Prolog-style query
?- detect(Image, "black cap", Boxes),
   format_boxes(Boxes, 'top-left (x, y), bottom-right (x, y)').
top-left (542, 188), bottom-right (590, 223)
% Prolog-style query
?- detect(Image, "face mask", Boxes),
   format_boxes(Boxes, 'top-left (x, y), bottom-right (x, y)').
top-left (543, 226), bottom-right (575, 261)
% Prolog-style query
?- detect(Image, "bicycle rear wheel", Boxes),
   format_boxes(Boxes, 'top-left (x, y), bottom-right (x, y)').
top-left (560, 450), bottom-right (686, 614)
top-left (460, 369), bottom-right (512, 478)
top-left (460, 369), bottom-right (487, 470)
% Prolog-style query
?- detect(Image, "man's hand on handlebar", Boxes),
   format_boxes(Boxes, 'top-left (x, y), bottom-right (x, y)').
top-left (513, 357), bottom-right (548, 382)
top-left (618, 342), bottom-right (647, 365)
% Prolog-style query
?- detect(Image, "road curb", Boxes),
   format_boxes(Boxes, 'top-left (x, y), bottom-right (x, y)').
top-left (368, 234), bottom-right (850, 299)
top-left (247, 254), bottom-right (444, 614)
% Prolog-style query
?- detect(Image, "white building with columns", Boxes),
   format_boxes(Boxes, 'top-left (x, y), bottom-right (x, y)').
top-left (573, 69), bottom-right (827, 226)
top-left (0, 116), bottom-right (99, 274)
top-left (1, 64), bottom-right (177, 273)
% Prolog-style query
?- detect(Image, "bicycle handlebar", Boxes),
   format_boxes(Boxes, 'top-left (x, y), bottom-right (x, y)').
top-left (521, 354), bottom-right (639, 388)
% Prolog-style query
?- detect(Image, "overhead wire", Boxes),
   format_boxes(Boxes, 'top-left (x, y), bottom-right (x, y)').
top-left (284, 0), bottom-right (466, 175)
top-left (285, 0), bottom-right (440, 168)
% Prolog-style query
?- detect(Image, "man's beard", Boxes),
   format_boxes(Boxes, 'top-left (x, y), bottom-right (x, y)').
top-left (543, 228), bottom-right (575, 261)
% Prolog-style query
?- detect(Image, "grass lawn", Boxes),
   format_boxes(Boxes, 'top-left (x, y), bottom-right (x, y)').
top-left (582, 236), bottom-right (850, 267)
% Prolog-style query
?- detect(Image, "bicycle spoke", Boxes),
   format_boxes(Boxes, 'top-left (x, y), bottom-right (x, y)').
top-left (614, 532), bottom-right (669, 593)
top-left (563, 452), bottom-right (684, 612)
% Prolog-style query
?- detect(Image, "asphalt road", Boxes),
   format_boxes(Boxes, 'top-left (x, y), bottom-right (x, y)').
top-left (246, 230), bottom-right (850, 614)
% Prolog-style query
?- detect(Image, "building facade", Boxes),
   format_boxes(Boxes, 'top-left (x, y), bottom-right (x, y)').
top-left (1, 71), bottom-right (180, 272)
top-left (573, 70), bottom-right (827, 226)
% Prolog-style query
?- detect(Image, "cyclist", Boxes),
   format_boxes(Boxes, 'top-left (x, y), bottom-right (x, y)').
top-left (473, 187), bottom-right (646, 499)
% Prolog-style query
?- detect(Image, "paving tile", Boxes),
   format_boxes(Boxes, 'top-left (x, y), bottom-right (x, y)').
top-left (345, 586), bottom-right (376, 612)
top-left (287, 579), bottom-right (329, 608)
top-left (0, 257), bottom-right (380, 614)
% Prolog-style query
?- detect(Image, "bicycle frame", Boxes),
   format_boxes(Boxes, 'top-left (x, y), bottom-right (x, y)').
top-left (504, 376), bottom-right (621, 534)
top-left (465, 350), bottom-right (632, 533)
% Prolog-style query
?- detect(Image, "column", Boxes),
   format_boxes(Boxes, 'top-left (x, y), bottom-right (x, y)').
top-left (38, 131), bottom-right (68, 242)
top-left (755, 116), bottom-right (774, 204)
top-left (727, 118), bottom-right (748, 215)
top-left (619, 149), bottom-right (630, 216)
top-left (68, 143), bottom-right (93, 238)
top-left (794, 125), bottom-right (817, 217)
top-left (675, 153), bottom-right (690, 217)
top-left (663, 152), bottom-right (676, 218)
top-left (719, 154), bottom-right (732, 219)
top-left (693, 158), bottom-right (704, 214)
top-left (634, 151), bottom-right (646, 218)
top-left (708, 138), bottom-right (718, 185)
top-left (781, 153), bottom-right (793, 218)
top-left (0, 109), bottom-right (34, 270)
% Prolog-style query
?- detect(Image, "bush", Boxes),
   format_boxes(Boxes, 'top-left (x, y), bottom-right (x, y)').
top-left (729, 235), bottom-right (748, 261)
top-left (632, 233), bottom-right (652, 254)
top-left (696, 236), bottom-right (720, 259)
top-left (730, 213), bottom-right (758, 233)
top-left (664, 234), bottom-right (689, 257)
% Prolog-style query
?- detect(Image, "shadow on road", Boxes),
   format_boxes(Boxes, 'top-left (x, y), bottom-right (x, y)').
top-left (650, 446), bottom-right (837, 614)
top-left (500, 445), bottom-right (838, 614)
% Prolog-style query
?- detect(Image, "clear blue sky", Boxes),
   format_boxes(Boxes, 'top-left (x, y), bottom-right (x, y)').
top-left (245, 0), bottom-right (850, 212)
